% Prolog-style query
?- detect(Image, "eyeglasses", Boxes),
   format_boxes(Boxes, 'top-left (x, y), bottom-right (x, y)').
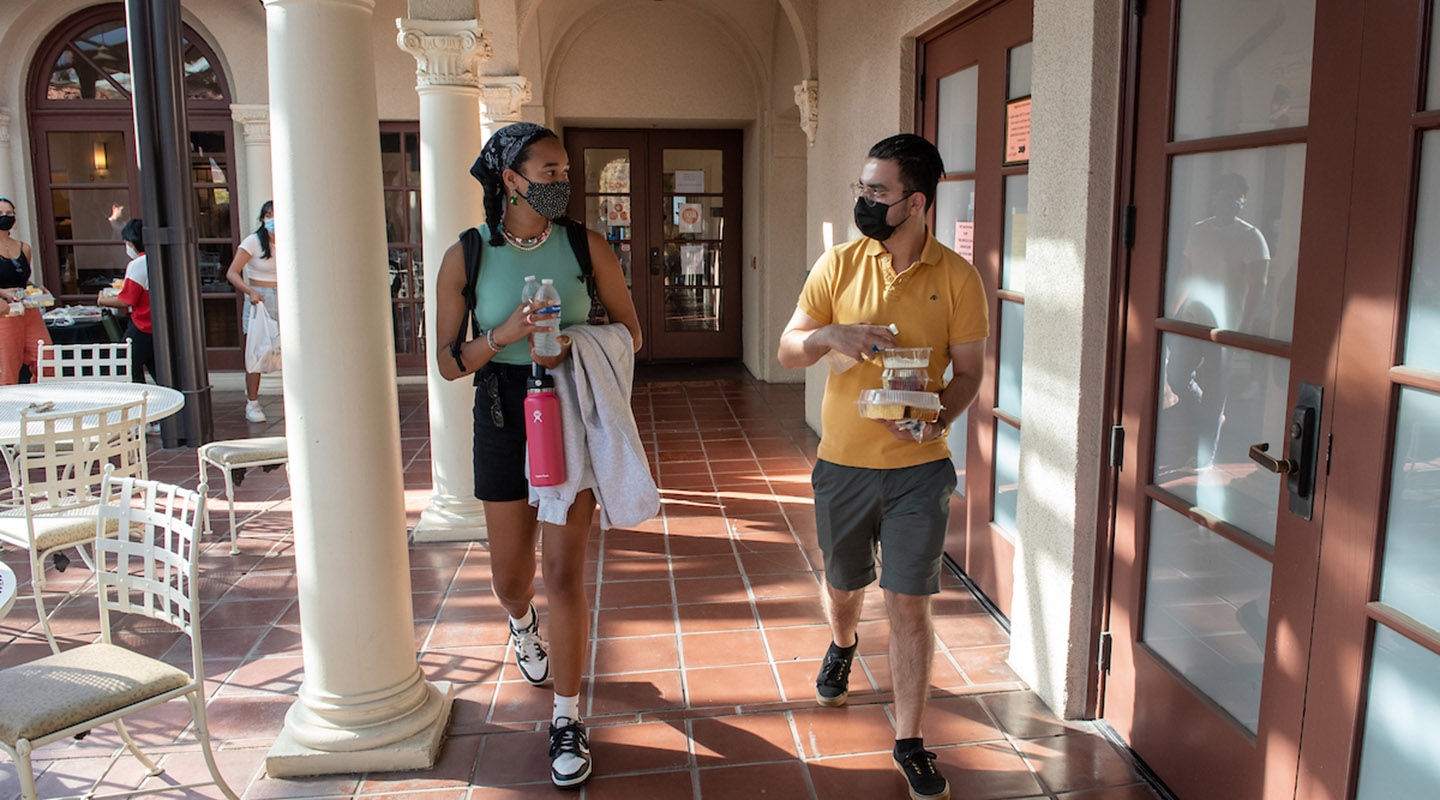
top-left (850, 181), bottom-right (915, 208)
top-left (484, 372), bottom-right (504, 427)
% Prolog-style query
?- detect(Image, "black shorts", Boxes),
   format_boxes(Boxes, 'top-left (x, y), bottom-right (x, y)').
top-left (473, 362), bottom-right (532, 502)
top-left (811, 458), bottom-right (956, 595)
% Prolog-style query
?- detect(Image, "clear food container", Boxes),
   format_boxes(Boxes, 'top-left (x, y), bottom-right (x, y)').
top-left (880, 347), bottom-right (931, 369)
top-left (882, 367), bottom-right (930, 392)
top-left (856, 389), bottom-right (942, 422)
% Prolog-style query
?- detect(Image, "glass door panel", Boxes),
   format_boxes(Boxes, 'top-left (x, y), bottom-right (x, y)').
top-left (1403, 130), bottom-right (1440, 370)
top-left (1354, 627), bottom-right (1440, 798)
top-left (936, 66), bottom-right (978, 173)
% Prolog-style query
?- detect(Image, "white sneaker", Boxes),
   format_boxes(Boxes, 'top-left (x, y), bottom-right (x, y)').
top-left (548, 717), bottom-right (592, 788)
top-left (508, 604), bottom-right (550, 685)
top-left (245, 400), bottom-right (267, 423)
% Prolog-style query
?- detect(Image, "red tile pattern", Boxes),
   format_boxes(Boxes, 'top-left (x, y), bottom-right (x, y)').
top-left (0, 378), bottom-right (1159, 799)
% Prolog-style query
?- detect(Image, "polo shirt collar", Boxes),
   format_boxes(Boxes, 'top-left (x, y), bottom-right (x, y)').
top-left (862, 230), bottom-right (944, 269)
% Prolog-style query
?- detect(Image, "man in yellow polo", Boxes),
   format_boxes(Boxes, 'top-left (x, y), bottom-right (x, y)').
top-left (778, 133), bottom-right (988, 800)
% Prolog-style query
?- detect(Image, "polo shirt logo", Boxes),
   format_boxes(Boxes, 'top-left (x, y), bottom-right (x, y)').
top-left (931, 294), bottom-right (938, 301)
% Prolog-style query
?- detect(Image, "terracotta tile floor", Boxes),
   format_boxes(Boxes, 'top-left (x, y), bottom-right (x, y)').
top-left (0, 375), bottom-right (1166, 800)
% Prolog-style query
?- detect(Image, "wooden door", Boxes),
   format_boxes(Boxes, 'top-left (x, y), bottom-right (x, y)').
top-left (565, 128), bottom-right (743, 362)
top-left (918, 0), bottom-right (1033, 617)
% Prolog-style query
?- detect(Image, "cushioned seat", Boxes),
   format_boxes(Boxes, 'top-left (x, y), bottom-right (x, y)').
top-left (197, 436), bottom-right (289, 555)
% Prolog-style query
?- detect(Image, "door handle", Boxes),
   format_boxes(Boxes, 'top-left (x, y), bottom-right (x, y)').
top-left (650, 247), bottom-right (661, 276)
top-left (1247, 443), bottom-right (1295, 474)
top-left (1247, 382), bottom-right (1323, 521)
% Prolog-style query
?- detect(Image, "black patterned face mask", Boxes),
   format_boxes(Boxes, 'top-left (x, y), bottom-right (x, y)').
top-left (519, 179), bottom-right (571, 220)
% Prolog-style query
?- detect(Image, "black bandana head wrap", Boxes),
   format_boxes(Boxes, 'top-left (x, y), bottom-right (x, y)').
top-left (470, 122), bottom-right (555, 186)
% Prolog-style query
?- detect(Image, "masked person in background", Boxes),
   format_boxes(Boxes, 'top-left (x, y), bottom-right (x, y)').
top-left (226, 200), bottom-right (278, 423)
top-left (96, 219), bottom-right (157, 384)
top-left (0, 197), bottom-right (51, 385)
top-left (778, 134), bottom-right (989, 800)
top-left (433, 123), bottom-right (641, 789)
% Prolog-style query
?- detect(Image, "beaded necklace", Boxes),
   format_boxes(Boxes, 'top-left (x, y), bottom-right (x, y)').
top-left (500, 222), bottom-right (553, 252)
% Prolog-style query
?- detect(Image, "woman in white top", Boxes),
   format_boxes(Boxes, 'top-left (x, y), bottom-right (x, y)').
top-left (226, 200), bottom-right (278, 423)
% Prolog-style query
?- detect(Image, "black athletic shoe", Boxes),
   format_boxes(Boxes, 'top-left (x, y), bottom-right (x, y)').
top-left (548, 716), bottom-right (592, 788)
top-left (894, 747), bottom-right (950, 800)
top-left (814, 637), bottom-right (857, 707)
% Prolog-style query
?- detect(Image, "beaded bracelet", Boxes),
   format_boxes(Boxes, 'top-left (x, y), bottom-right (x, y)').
top-left (485, 329), bottom-right (503, 353)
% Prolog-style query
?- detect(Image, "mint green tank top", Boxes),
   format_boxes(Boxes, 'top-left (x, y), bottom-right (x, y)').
top-left (472, 225), bottom-right (593, 365)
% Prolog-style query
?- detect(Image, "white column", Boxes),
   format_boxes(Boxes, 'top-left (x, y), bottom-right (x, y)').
top-left (229, 104), bottom-right (274, 223)
top-left (261, 0), bottom-right (450, 777)
top-left (397, 18), bottom-right (493, 543)
top-left (479, 75), bottom-right (531, 138)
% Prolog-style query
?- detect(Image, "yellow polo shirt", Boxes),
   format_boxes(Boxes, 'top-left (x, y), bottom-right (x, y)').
top-left (798, 233), bottom-right (989, 469)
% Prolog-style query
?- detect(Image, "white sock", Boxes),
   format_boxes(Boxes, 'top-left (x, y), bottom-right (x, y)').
top-left (509, 605), bottom-right (534, 631)
top-left (553, 693), bottom-right (580, 725)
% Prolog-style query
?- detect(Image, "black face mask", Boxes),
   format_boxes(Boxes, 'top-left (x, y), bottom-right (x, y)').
top-left (853, 195), bottom-right (912, 241)
top-left (519, 180), bottom-right (572, 220)
top-left (0, 215), bottom-right (14, 232)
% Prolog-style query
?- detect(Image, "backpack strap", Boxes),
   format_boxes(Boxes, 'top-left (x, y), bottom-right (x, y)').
top-left (557, 217), bottom-right (607, 325)
top-left (455, 227), bottom-right (484, 384)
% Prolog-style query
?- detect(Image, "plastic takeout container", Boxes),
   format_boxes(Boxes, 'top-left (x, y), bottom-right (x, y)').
top-left (856, 389), bottom-right (942, 422)
top-left (883, 367), bottom-right (930, 392)
top-left (880, 347), bottom-right (931, 369)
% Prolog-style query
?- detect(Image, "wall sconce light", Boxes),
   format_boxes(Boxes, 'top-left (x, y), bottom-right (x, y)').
top-left (92, 141), bottom-right (109, 177)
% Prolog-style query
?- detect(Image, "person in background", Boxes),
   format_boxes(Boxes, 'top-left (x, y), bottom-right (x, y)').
top-left (97, 219), bottom-right (157, 383)
top-left (778, 134), bottom-right (989, 800)
top-left (225, 200), bottom-right (277, 423)
top-left (0, 197), bottom-right (51, 385)
top-left (434, 123), bottom-right (641, 789)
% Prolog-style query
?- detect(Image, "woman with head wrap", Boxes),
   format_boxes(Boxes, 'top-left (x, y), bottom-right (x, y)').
top-left (0, 197), bottom-right (51, 384)
top-left (434, 122), bottom-right (641, 788)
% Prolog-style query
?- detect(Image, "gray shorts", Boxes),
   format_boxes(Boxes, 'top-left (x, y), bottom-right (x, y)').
top-left (241, 287), bottom-right (279, 334)
top-left (811, 458), bottom-right (957, 596)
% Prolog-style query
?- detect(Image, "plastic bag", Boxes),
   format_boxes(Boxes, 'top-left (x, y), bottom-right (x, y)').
top-left (245, 300), bottom-right (282, 374)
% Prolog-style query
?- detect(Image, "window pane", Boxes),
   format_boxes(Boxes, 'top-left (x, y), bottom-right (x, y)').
top-left (937, 66), bottom-right (978, 173)
top-left (1003, 174), bottom-right (1028, 291)
top-left (948, 407), bottom-right (969, 498)
top-left (1404, 131), bottom-right (1440, 371)
top-left (1154, 333), bottom-right (1290, 545)
top-left (380, 133), bottom-right (403, 187)
top-left (202, 297), bottom-right (239, 348)
top-left (662, 150), bottom-right (722, 194)
top-left (393, 304), bottom-right (417, 355)
top-left (68, 22), bottom-right (133, 99)
top-left (1008, 42), bottom-right (1033, 100)
top-left (934, 180), bottom-right (976, 265)
top-left (1174, 0), bottom-right (1314, 139)
top-left (191, 132), bottom-right (228, 184)
top-left (47, 132), bottom-right (128, 185)
top-left (58, 244), bottom-right (127, 295)
top-left (662, 242), bottom-right (720, 286)
top-left (1143, 502), bottom-right (1271, 733)
top-left (405, 133), bottom-right (421, 186)
top-left (198, 244), bottom-right (233, 294)
top-left (181, 41), bottom-right (222, 101)
top-left (1165, 146), bottom-right (1304, 342)
top-left (1430, 11), bottom-right (1440, 110)
top-left (997, 301), bottom-right (1024, 418)
top-left (388, 249), bottom-right (411, 299)
top-left (51, 188), bottom-right (131, 242)
top-left (194, 188), bottom-right (232, 240)
top-left (1355, 627), bottom-right (1440, 799)
top-left (585, 149), bottom-right (630, 194)
top-left (586, 195), bottom-right (631, 241)
top-left (667, 196), bottom-right (724, 240)
top-left (1377, 388), bottom-right (1440, 629)
top-left (993, 419), bottom-right (1020, 539)
top-left (664, 287), bottom-right (720, 332)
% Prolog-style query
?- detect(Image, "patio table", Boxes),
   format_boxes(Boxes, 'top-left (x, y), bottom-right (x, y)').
top-left (0, 381), bottom-right (184, 445)
top-left (0, 561), bottom-right (14, 619)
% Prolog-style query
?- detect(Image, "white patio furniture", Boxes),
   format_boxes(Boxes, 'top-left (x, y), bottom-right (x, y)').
top-left (197, 436), bottom-right (289, 555)
top-left (0, 399), bottom-right (147, 652)
top-left (35, 339), bottom-right (132, 382)
top-left (0, 475), bottom-right (239, 800)
top-left (0, 560), bottom-right (16, 619)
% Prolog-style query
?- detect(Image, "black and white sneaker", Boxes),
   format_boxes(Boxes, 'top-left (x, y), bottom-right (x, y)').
top-left (894, 746), bottom-right (950, 800)
top-left (548, 716), bottom-right (592, 788)
top-left (815, 637), bottom-right (857, 707)
top-left (508, 604), bottom-right (550, 686)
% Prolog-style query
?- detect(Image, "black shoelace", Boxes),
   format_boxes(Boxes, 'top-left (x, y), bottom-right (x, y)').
top-left (898, 748), bottom-right (940, 777)
top-left (549, 722), bottom-right (588, 759)
top-left (819, 650), bottom-right (853, 685)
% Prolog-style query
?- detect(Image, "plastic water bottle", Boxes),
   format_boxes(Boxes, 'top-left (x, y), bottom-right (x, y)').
top-left (532, 278), bottom-right (562, 357)
top-left (521, 274), bottom-right (539, 304)
top-left (525, 368), bottom-right (566, 486)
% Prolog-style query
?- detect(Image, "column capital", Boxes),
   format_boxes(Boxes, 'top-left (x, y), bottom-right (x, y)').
top-left (479, 75), bottom-right (532, 123)
top-left (231, 104), bottom-right (271, 144)
top-left (396, 18), bottom-right (491, 89)
top-left (794, 80), bottom-right (818, 147)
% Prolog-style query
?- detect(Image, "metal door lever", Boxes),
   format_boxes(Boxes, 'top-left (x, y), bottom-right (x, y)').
top-left (1248, 443), bottom-right (1296, 474)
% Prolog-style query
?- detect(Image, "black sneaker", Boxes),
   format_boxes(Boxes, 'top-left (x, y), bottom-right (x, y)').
top-left (894, 747), bottom-right (949, 800)
top-left (548, 716), bottom-right (592, 788)
top-left (814, 637), bottom-right (857, 707)
top-left (508, 604), bottom-right (550, 686)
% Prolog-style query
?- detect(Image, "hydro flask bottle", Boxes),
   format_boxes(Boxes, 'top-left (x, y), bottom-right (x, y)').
top-left (525, 367), bottom-right (566, 486)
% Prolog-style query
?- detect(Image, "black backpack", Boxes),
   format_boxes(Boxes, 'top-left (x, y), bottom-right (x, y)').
top-left (453, 218), bottom-right (606, 377)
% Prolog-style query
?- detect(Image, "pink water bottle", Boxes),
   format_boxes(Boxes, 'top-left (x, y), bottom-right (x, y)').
top-left (525, 369), bottom-right (566, 486)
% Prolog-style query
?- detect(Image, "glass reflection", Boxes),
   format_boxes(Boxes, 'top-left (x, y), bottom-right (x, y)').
top-left (997, 300), bottom-right (1024, 418)
top-left (1378, 388), bottom-right (1440, 631)
top-left (1404, 131), bottom-right (1440, 372)
top-left (1143, 503), bottom-right (1271, 733)
top-left (665, 287), bottom-right (721, 332)
top-left (1174, 0), bottom-right (1314, 140)
top-left (47, 132), bottom-right (128, 185)
top-left (937, 66), bottom-right (978, 173)
top-left (1354, 626), bottom-right (1440, 799)
top-left (1165, 147), bottom-right (1304, 342)
top-left (1003, 175), bottom-right (1028, 291)
top-left (994, 420), bottom-right (1020, 539)
top-left (1155, 333), bottom-right (1290, 545)
top-left (934, 180), bottom-right (976, 265)
top-left (1009, 42), bottom-right (1033, 100)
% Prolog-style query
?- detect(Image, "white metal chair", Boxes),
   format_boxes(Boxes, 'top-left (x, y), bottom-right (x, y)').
top-left (35, 339), bottom-right (132, 382)
top-left (0, 475), bottom-right (239, 800)
top-left (197, 436), bottom-right (289, 555)
top-left (0, 399), bottom-right (147, 652)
